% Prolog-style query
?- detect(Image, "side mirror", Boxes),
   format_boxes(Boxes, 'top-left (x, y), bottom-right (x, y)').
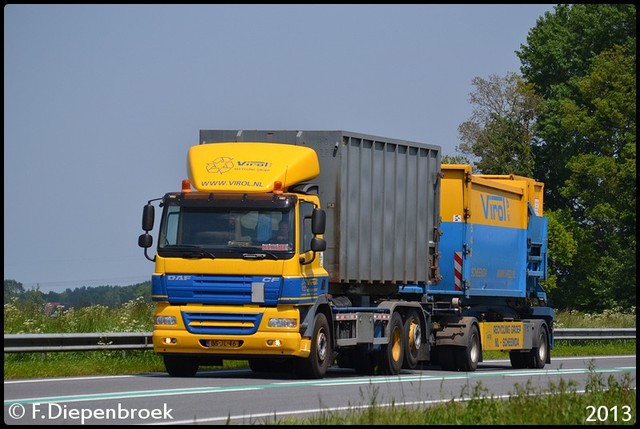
top-left (311, 208), bottom-right (326, 235)
top-left (300, 237), bottom-right (326, 265)
top-left (142, 203), bottom-right (155, 231)
top-left (138, 233), bottom-right (153, 249)
top-left (311, 237), bottom-right (326, 252)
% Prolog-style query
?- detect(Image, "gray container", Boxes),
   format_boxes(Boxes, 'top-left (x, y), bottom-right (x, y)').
top-left (199, 130), bottom-right (441, 289)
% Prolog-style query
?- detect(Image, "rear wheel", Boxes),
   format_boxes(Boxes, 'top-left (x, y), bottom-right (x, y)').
top-left (163, 355), bottom-right (198, 377)
top-left (378, 312), bottom-right (404, 375)
top-left (437, 346), bottom-right (456, 371)
top-left (454, 324), bottom-right (480, 371)
top-left (530, 328), bottom-right (549, 369)
top-left (509, 351), bottom-right (528, 369)
top-left (402, 309), bottom-right (422, 369)
top-left (295, 312), bottom-right (332, 379)
top-left (352, 346), bottom-right (376, 375)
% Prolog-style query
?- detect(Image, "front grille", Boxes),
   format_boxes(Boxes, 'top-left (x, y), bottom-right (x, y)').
top-left (166, 275), bottom-right (281, 305)
top-left (182, 311), bottom-right (263, 335)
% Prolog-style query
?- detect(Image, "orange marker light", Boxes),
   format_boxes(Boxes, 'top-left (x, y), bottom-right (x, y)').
top-left (181, 179), bottom-right (192, 192)
top-left (274, 180), bottom-right (283, 194)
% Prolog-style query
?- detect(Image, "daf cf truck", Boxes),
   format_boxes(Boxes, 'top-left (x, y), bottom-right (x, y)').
top-left (138, 130), bottom-right (554, 378)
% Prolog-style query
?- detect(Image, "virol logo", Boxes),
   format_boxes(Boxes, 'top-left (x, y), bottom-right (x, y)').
top-left (206, 157), bottom-right (235, 174)
top-left (480, 194), bottom-right (510, 222)
top-left (206, 157), bottom-right (272, 175)
top-left (237, 161), bottom-right (271, 167)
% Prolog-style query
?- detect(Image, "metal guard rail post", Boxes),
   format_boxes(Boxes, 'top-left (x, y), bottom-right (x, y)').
top-left (2, 328), bottom-right (636, 354)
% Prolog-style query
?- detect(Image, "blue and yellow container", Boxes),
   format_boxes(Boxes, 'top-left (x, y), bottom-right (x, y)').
top-left (435, 164), bottom-right (548, 299)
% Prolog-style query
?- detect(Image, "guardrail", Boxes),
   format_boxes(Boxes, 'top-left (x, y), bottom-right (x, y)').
top-left (3, 328), bottom-right (635, 354)
top-left (3, 332), bottom-right (153, 353)
top-left (552, 328), bottom-right (636, 341)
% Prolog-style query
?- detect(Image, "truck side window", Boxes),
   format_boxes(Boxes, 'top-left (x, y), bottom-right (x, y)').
top-left (160, 206), bottom-right (180, 246)
top-left (299, 202), bottom-right (314, 253)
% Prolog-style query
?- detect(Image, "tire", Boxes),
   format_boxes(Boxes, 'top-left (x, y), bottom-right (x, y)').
top-left (429, 346), bottom-right (440, 366)
top-left (163, 354), bottom-right (199, 377)
top-left (248, 357), bottom-right (292, 373)
top-left (378, 312), bottom-right (404, 375)
top-left (509, 351), bottom-right (528, 369)
top-left (352, 346), bottom-right (376, 375)
top-left (248, 358), bottom-right (270, 373)
top-left (402, 309), bottom-right (422, 369)
top-left (530, 328), bottom-right (549, 369)
top-left (336, 352), bottom-right (351, 369)
top-left (454, 324), bottom-right (480, 371)
top-left (249, 357), bottom-right (291, 373)
top-left (437, 346), bottom-right (456, 371)
top-left (295, 312), bottom-right (332, 379)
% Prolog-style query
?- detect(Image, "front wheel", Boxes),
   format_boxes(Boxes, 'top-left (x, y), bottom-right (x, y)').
top-left (248, 357), bottom-right (292, 373)
top-left (295, 312), bottom-right (332, 379)
top-left (163, 355), bottom-right (198, 377)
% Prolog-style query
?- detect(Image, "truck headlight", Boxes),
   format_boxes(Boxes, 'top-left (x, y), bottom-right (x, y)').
top-left (154, 315), bottom-right (177, 325)
top-left (268, 318), bottom-right (297, 328)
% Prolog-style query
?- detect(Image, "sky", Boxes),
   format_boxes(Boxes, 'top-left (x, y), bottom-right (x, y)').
top-left (4, 4), bottom-right (556, 293)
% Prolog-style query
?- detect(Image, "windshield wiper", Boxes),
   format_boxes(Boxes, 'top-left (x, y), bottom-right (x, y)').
top-left (183, 249), bottom-right (217, 259)
top-left (242, 252), bottom-right (278, 260)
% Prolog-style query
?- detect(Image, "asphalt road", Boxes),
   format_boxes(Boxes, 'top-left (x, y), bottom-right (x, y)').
top-left (4, 355), bottom-right (636, 425)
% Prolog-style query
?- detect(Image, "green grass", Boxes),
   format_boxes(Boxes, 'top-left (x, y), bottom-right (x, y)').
top-left (267, 371), bottom-right (636, 425)
top-left (3, 296), bottom-right (154, 334)
top-left (553, 307), bottom-right (637, 328)
top-left (3, 350), bottom-right (249, 379)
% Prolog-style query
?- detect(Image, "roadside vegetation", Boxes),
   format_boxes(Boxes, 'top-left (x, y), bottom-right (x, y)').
top-left (269, 370), bottom-right (636, 425)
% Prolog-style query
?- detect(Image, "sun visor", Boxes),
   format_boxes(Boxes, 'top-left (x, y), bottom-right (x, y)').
top-left (188, 142), bottom-right (320, 192)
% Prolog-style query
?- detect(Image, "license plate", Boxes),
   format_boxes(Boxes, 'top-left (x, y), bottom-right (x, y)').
top-left (204, 340), bottom-right (240, 348)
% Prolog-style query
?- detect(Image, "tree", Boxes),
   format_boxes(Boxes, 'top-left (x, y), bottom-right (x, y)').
top-left (517, 4), bottom-right (636, 210)
top-left (441, 154), bottom-right (470, 165)
top-left (553, 46), bottom-right (635, 310)
top-left (517, 4), bottom-right (635, 100)
top-left (456, 73), bottom-right (542, 176)
top-left (21, 285), bottom-right (46, 314)
top-left (516, 4), bottom-right (636, 310)
top-left (541, 209), bottom-right (578, 307)
top-left (4, 279), bottom-right (25, 304)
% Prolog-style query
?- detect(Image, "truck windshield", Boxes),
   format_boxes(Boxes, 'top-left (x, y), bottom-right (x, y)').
top-left (157, 196), bottom-right (295, 259)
